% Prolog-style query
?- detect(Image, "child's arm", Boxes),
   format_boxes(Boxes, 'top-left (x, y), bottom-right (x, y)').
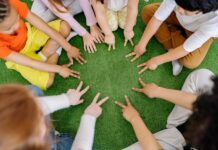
top-left (115, 96), bottom-right (162, 150)
top-left (38, 81), bottom-right (89, 115)
top-left (132, 78), bottom-right (197, 110)
top-left (4, 52), bottom-right (80, 78)
top-left (124, 0), bottom-right (139, 46)
top-left (91, 0), bottom-right (115, 50)
top-left (25, 11), bottom-right (85, 64)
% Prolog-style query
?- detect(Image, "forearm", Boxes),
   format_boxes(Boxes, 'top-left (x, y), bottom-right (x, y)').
top-left (38, 94), bottom-right (70, 115)
top-left (130, 116), bottom-right (161, 150)
top-left (138, 16), bottom-right (162, 48)
top-left (92, 2), bottom-right (113, 35)
top-left (157, 87), bottom-right (197, 110)
top-left (26, 12), bottom-right (72, 52)
top-left (5, 52), bottom-right (61, 73)
top-left (125, 0), bottom-right (139, 31)
top-left (79, 0), bottom-right (97, 26)
top-left (156, 45), bottom-right (189, 65)
top-left (71, 114), bottom-right (96, 150)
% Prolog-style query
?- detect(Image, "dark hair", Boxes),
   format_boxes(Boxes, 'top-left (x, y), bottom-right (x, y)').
top-left (175, 0), bottom-right (218, 13)
top-left (0, 0), bottom-right (10, 22)
top-left (184, 77), bottom-right (218, 150)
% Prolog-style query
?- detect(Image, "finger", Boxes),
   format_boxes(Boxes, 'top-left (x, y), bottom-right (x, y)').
top-left (131, 55), bottom-right (140, 62)
top-left (87, 46), bottom-right (92, 53)
top-left (115, 101), bottom-right (126, 109)
top-left (76, 58), bottom-right (84, 65)
top-left (70, 73), bottom-right (80, 79)
top-left (92, 93), bottom-right (100, 104)
top-left (130, 39), bottom-right (134, 46)
top-left (124, 39), bottom-right (128, 47)
top-left (137, 63), bottom-right (147, 68)
top-left (80, 85), bottom-right (90, 95)
top-left (76, 81), bottom-right (83, 91)
top-left (125, 52), bottom-right (136, 58)
top-left (125, 96), bottom-right (131, 106)
top-left (99, 34), bottom-right (104, 42)
top-left (71, 70), bottom-right (80, 75)
top-left (65, 62), bottom-right (73, 67)
top-left (113, 44), bottom-right (115, 50)
top-left (95, 36), bottom-right (101, 43)
top-left (97, 96), bottom-right (109, 106)
top-left (138, 67), bottom-right (148, 75)
top-left (139, 78), bottom-right (146, 87)
top-left (108, 45), bottom-right (111, 51)
top-left (132, 87), bottom-right (143, 93)
top-left (92, 43), bottom-right (97, 52)
top-left (69, 57), bottom-right (74, 64)
top-left (78, 56), bottom-right (87, 63)
top-left (77, 99), bottom-right (84, 105)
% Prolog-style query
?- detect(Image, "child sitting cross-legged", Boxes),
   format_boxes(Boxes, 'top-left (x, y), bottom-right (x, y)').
top-left (0, 0), bottom-right (86, 90)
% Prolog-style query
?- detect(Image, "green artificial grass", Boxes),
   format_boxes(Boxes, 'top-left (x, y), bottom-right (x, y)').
top-left (1, 0), bottom-right (218, 149)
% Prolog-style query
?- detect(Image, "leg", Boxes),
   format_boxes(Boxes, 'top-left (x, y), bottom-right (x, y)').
top-left (118, 6), bottom-right (127, 29)
top-left (141, 3), bottom-right (186, 50)
top-left (167, 69), bottom-right (215, 128)
top-left (106, 8), bottom-right (119, 31)
top-left (179, 38), bottom-right (214, 69)
top-left (40, 21), bottom-right (71, 58)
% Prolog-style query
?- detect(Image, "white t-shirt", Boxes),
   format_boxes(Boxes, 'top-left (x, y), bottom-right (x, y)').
top-left (105, 0), bottom-right (128, 12)
top-left (154, 0), bottom-right (218, 52)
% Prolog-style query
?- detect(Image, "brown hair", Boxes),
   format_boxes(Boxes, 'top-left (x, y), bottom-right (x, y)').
top-left (0, 0), bottom-right (10, 22)
top-left (48, 0), bottom-right (69, 13)
top-left (0, 85), bottom-right (49, 150)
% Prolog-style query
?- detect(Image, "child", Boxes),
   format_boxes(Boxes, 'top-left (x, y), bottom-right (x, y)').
top-left (126, 0), bottom-right (218, 76)
top-left (0, 0), bottom-right (86, 90)
top-left (31, 0), bottom-right (104, 53)
top-left (0, 82), bottom-right (109, 150)
top-left (91, 0), bottom-right (139, 50)
top-left (116, 69), bottom-right (218, 150)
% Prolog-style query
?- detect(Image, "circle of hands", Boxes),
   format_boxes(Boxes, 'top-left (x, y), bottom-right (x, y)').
top-left (61, 27), bottom-right (161, 119)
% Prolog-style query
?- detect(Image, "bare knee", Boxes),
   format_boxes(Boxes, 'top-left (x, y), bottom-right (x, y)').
top-left (46, 74), bottom-right (55, 89)
top-left (60, 21), bottom-right (71, 38)
top-left (141, 4), bottom-right (159, 24)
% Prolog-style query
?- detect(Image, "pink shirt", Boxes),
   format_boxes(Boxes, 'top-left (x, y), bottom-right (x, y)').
top-left (40, 0), bottom-right (97, 36)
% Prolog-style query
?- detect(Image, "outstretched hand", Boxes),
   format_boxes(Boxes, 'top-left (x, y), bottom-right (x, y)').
top-left (66, 81), bottom-right (90, 106)
top-left (132, 78), bottom-right (160, 99)
top-left (66, 46), bottom-right (87, 65)
top-left (137, 57), bottom-right (160, 75)
top-left (59, 63), bottom-right (80, 79)
top-left (85, 93), bottom-right (109, 118)
top-left (115, 96), bottom-right (139, 122)
top-left (124, 30), bottom-right (134, 47)
top-left (126, 45), bottom-right (146, 62)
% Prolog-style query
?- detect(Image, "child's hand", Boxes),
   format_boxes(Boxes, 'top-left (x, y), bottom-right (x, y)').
top-left (83, 32), bottom-right (97, 53)
top-left (84, 93), bottom-right (109, 118)
top-left (66, 81), bottom-right (90, 106)
top-left (137, 57), bottom-right (160, 75)
top-left (115, 96), bottom-right (139, 122)
top-left (132, 78), bottom-right (160, 98)
top-left (90, 24), bottom-right (104, 43)
top-left (125, 44), bottom-right (146, 62)
top-left (104, 34), bottom-right (115, 51)
top-left (124, 29), bottom-right (134, 46)
top-left (58, 64), bottom-right (80, 79)
top-left (67, 46), bottom-right (86, 64)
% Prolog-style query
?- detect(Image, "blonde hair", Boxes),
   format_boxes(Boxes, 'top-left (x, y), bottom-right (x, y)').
top-left (0, 85), bottom-right (49, 150)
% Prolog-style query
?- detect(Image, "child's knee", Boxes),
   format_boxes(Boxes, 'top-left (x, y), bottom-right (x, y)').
top-left (118, 7), bottom-right (127, 29)
top-left (107, 10), bottom-right (118, 31)
top-left (179, 58), bottom-right (201, 69)
top-left (60, 21), bottom-right (71, 38)
top-left (141, 4), bottom-right (159, 24)
top-left (46, 74), bottom-right (55, 89)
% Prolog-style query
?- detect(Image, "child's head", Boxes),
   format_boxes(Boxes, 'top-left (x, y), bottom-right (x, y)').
top-left (0, 85), bottom-right (49, 150)
top-left (0, 0), bottom-right (20, 34)
top-left (175, 0), bottom-right (218, 15)
top-left (184, 77), bottom-right (218, 150)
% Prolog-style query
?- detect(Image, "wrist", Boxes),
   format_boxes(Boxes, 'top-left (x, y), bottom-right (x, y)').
top-left (130, 114), bottom-right (140, 124)
top-left (56, 65), bottom-right (62, 74)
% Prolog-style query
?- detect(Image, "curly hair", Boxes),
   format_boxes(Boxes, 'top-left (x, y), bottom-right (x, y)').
top-left (175, 0), bottom-right (218, 13)
top-left (184, 77), bottom-right (218, 150)
top-left (0, 0), bottom-right (10, 22)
